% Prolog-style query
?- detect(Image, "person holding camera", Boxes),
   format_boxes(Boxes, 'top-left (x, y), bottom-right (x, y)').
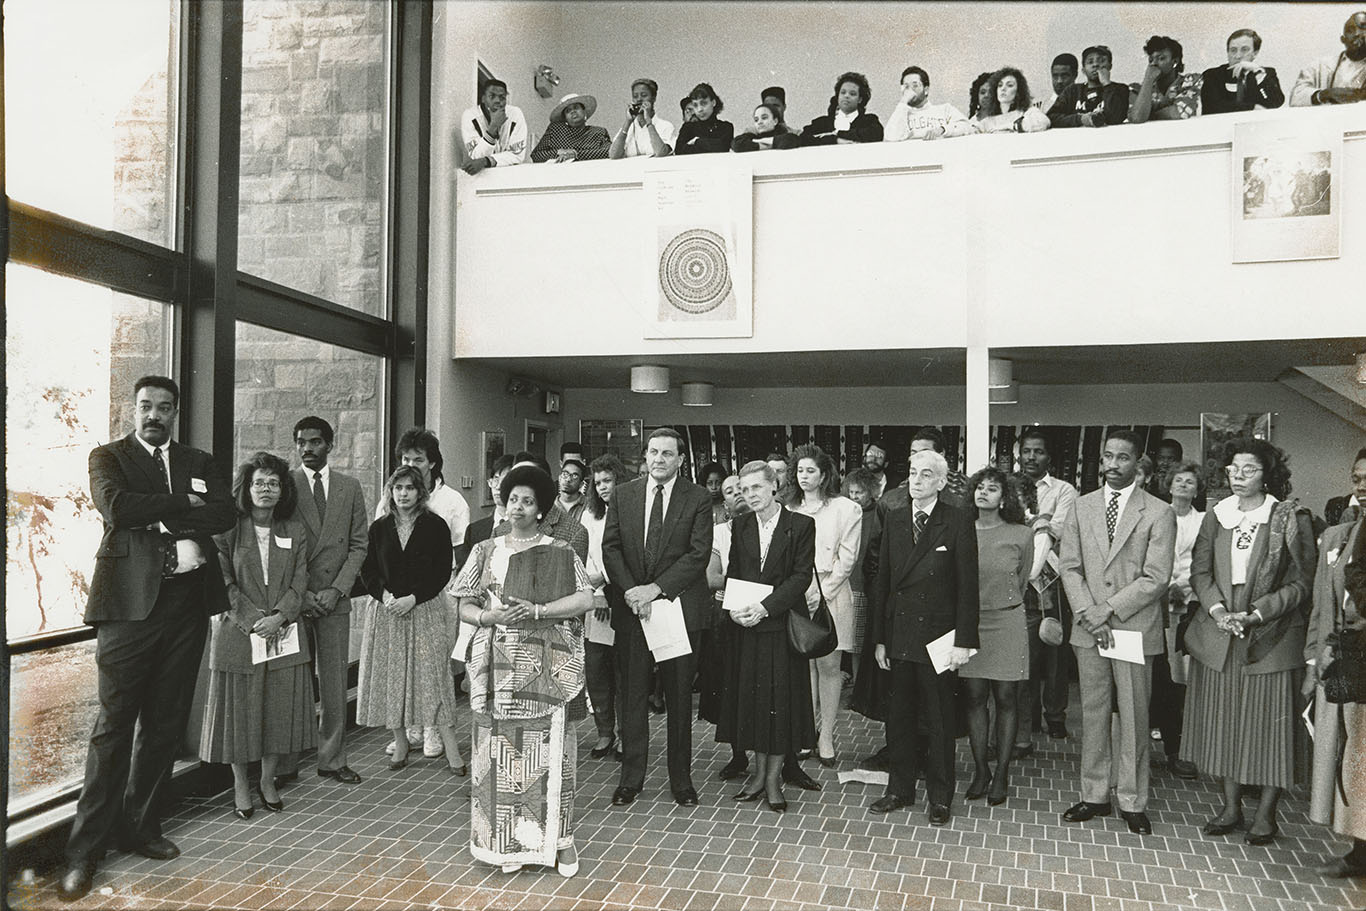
top-left (609, 78), bottom-right (674, 159)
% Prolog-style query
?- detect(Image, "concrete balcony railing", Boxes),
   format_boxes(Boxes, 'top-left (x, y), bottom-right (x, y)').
top-left (451, 104), bottom-right (1366, 360)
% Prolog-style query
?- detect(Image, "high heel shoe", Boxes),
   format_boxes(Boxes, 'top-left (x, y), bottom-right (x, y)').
top-left (765, 787), bottom-right (787, 814)
top-left (389, 755), bottom-right (408, 772)
top-left (1245, 822), bottom-right (1278, 846)
top-left (255, 783), bottom-right (283, 813)
top-left (1202, 813), bottom-right (1244, 837)
top-left (734, 787), bottom-right (765, 802)
top-left (590, 737), bottom-right (617, 760)
top-left (987, 776), bottom-right (1009, 806)
top-left (448, 763), bottom-right (468, 777)
top-left (964, 772), bottom-right (992, 801)
top-left (232, 805), bottom-right (255, 820)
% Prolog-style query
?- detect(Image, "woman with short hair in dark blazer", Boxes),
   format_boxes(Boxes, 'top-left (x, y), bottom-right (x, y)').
top-left (801, 71), bottom-right (884, 145)
top-left (675, 83), bottom-right (734, 154)
top-left (959, 467), bottom-right (1035, 807)
top-left (1183, 439), bottom-right (1316, 845)
top-left (356, 465), bottom-right (465, 774)
top-left (716, 461), bottom-right (817, 814)
top-left (202, 451), bottom-right (315, 820)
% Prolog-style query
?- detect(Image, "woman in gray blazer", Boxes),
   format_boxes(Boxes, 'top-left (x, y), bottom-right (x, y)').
top-left (201, 452), bottom-right (315, 819)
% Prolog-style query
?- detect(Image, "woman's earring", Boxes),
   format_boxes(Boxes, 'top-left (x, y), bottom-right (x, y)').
top-left (536, 513), bottom-right (543, 521)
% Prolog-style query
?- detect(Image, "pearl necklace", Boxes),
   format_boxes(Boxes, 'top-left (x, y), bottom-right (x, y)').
top-left (507, 532), bottom-right (540, 543)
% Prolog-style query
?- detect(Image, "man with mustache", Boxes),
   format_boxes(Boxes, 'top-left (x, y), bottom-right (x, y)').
top-left (60, 376), bottom-right (234, 901)
top-left (1291, 11), bottom-right (1366, 106)
top-left (1058, 430), bottom-right (1175, 837)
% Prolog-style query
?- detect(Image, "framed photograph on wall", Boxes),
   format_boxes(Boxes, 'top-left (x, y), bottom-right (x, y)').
top-left (580, 419), bottom-right (644, 473)
top-left (1200, 412), bottom-right (1272, 501)
top-left (1232, 121), bottom-right (1340, 263)
top-left (479, 430), bottom-right (506, 506)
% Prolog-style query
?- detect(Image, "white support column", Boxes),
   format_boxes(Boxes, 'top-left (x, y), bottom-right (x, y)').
top-left (965, 345), bottom-right (990, 472)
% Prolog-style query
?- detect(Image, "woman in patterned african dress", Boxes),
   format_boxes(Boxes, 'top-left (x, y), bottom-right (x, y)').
top-left (454, 464), bottom-right (592, 877)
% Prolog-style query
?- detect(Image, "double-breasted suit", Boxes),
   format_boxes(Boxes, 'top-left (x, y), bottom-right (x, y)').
top-left (1060, 484), bottom-right (1175, 813)
top-left (870, 499), bottom-right (979, 806)
top-left (66, 432), bottom-right (234, 865)
top-left (602, 474), bottom-right (714, 794)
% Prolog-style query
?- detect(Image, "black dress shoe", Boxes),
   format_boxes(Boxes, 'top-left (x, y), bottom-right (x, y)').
top-left (927, 804), bottom-right (951, 827)
top-left (123, 836), bottom-right (181, 860)
top-left (734, 787), bottom-right (765, 802)
top-left (718, 755), bottom-right (749, 780)
top-left (611, 785), bottom-right (640, 806)
top-left (1245, 822), bottom-right (1278, 845)
top-left (869, 794), bottom-right (913, 814)
top-left (1046, 720), bottom-right (1069, 740)
top-left (766, 794), bottom-right (787, 814)
top-left (1121, 810), bottom-right (1152, 835)
top-left (1170, 758), bottom-right (1198, 780)
top-left (58, 861), bottom-right (95, 902)
top-left (1011, 743), bottom-right (1035, 760)
top-left (1201, 813), bottom-right (1244, 836)
top-left (317, 766), bottom-right (362, 784)
top-left (817, 754), bottom-right (837, 768)
top-left (255, 784), bottom-right (283, 813)
top-left (1061, 801), bottom-right (1112, 823)
top-left (233, 806), bottom-right (255, 821)
top-left (673, 787), bottom-right (699, 807)
top-left (783, 766), bottom-right (822, 791)
top-left (964, 772), bottom-right (991, 801)
top-left (590, 738), bottom-right (617, 760)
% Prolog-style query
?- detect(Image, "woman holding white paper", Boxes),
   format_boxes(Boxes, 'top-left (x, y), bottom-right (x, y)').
top-left (202, 451), bottom-right (315, 820)
top-left (582, 454), bottom-right (626, 759)
top-left (717, 461), bottom-right (817, 814)
top-left (454, 464), bottom-right (592, 876)
top-left (356, 466), bottom-right (464, 775)
top-left (1182, 439), bottom-right (1316, 845)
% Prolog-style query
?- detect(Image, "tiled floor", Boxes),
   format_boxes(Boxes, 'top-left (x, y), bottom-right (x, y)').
top-left (10, 690), bottom-right (1366, 911)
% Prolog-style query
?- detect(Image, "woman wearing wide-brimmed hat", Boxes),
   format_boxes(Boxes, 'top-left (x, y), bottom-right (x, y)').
top-left (531, 93), bottom-right (611, 163)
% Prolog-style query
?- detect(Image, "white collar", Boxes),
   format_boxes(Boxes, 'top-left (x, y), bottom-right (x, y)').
top-left (136, 434), bottom-right (169, 459)
top-left (308, 464), bottom-right (331, 482)
top-left (1213, 493), bottom-right (1278, 530)
top-left (911, 496), bottom-right (938, 516)
top-left (758, 505), bottom-right (783, 529)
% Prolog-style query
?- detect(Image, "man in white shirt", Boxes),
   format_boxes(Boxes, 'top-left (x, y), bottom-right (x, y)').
top-left (460, 79), bottom-right (529, 174)
top-left (609, 77), bottom-right (675, 158)
top-left (884, 66), bottom-right (973, 141)
top-left (1290, 11), bottom-right (1366, 106)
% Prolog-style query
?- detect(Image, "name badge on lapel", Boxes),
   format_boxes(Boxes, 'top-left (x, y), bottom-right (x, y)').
top-left (191, 477), bottom-right (208, 493)
top-left (935, 544), bottom-right (949, 552)
top-left (274, 536), bottom-right (292, 549)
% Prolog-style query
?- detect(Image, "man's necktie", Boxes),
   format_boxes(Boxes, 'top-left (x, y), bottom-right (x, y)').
top-left (313, 471), bottom-right (327, 522)
top-left (913, 509), bottom-right (928, 544)
top-left (644, 483), bottom-right (665, 569)
top-left (152, 446), bottom-right (172, 493)
top-left (1106, 490), bottom-right (1120, 543)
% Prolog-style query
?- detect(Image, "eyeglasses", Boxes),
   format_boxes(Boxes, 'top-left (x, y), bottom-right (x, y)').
top-left (1224, 466), bottom-right (1263, 480)
top-left (250, 479), bottom-right (282, 491)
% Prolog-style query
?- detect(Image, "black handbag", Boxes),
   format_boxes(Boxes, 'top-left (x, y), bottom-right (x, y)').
top-left (788, 567), bottom-right (838, 659)
top-left (1322, 588), bottom-right (1366, 705)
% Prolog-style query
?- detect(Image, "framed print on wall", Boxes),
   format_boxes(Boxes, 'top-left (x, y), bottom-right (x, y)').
top-left (1232, 120), bottom-right (1340, 263)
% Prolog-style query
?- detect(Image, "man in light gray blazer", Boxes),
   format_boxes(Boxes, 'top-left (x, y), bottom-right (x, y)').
top-left (277, 416), bottom-right (369, 785)
top-left (1058, 429), bottom-right (1175, 836)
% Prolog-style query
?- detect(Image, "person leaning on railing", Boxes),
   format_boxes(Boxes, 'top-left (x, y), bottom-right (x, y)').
top-left (974, 67), bottom-right (1051, 133)
top-left (530, 93), bottom-right (611, 163)
top-left (800, 71), bottom-right (884, 145)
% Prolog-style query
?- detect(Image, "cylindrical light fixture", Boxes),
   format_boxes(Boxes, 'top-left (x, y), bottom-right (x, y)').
top-left (681, 382), bottom-right (714, 406)
top-left (988, 357), bottom-right (1013, 389)
top-left (989, 383), bottom-right (1019, 405)
top-left (630, 365), bottom-right (669, 393)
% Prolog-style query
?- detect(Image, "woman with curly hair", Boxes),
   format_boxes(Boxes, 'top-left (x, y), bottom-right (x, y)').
top-left (800, 71), bottom-right (884, 145)
top-left (974, 67), bottom-right (1051, 133)
top-left (959, 466), bottom-right (1035, 806)
top-left (969, 71), bottom-right (994, 121)
top-left (675, 82), bottom-right (733, 154)
top-left (1183, 439), bottom-right (1316, 845)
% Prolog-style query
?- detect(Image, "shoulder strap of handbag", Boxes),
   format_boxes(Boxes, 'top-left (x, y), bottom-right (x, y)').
top-left (813, 563), bottom-right (825, 603)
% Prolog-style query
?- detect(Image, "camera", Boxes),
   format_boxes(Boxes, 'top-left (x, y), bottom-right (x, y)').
top-left (629, 103), bottom-right (643, 116)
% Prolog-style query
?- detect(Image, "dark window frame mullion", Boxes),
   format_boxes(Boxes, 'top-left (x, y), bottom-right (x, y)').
top-left (236, 273), bottom-right (392, 357)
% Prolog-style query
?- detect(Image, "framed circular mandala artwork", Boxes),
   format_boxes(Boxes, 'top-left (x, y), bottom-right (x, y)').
top-left (657, 228), bottom-right (733, 315)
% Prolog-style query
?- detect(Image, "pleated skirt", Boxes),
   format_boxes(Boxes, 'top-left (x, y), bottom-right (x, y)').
top-left (715, 623), bottom-right (816, 754)
top-left (958, 604), bottom-right (1028, 681)
top-left (355, 595), bottom-right (459, 730)
top-left (1180, 635), bottom-right (1296, 789)
top-left (199, 663), bottom-right (317, 764)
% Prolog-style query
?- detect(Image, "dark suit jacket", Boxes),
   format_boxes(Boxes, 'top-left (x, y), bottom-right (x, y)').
top-left (85, 432), bottom-right (234, 623)
top-left (725, 508), bottom-right (815, 633)
top-left (602, 475), bottom-right (714, 631)
top-left (1200, 64), bottom-right (1284, 114)
top-left (456, 514), bottom-right (496, 571)
top-left (800, 111), bottom-right (884, 145)
top-left (291, 468), bottom-right (368, 614)
top-left (359, 512), bottom-right (452, 604)
top-left (211, 515), bottom-right (311, 672)
top-left (870, 499), bottom-right (980, 663)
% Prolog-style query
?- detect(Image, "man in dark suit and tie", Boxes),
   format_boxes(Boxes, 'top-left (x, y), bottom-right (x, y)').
top-left (602, 427), bottom-right (714, 807)
top-left (869, 449), bottom-right (979, 827)
top-left (274, 416), bottom-right (369, 787)
top-left (1059, 429), bottom-right (1175, 836)
top-left (59, 376), bottom-right (234, 901)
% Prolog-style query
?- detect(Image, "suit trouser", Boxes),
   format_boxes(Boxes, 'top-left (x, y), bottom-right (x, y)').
top-left (66, 573), bottom-right (209, 863)
top-left (1074, 645), bottom-right (1153, 812)
top-left (1019, 585), bottom-right (1071, 732)
top-left (886, 658), bottom-right (956, 806)
top-left (585, 641), bottom-right (617, 740)
top-left (1150, 645), bottom-right (1186, 758)
top-left (615, 618), bottom-right (697, 792)
top-left (278, 610), bottom-right (352, 775)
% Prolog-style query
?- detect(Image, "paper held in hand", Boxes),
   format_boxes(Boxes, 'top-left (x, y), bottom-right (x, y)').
top-left (722, 578), bottom-right (773, 612)
top-left (641, 598), bottom-right (691, 661)
top-left (251, 622), bottom-right (300, 664)
top-left (925, 628), bottom-right (957, 675)
top-left (1098, 629), bottom-right (1145, 665)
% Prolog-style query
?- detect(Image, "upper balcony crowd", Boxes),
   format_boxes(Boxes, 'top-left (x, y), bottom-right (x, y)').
top-left (458, 11), bottom-right (1366, 172)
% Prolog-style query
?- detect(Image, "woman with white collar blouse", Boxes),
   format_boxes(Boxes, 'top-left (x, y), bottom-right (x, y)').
top-left (800, 71), bottom-right (884, 145)
top-left (1181, 439), bottom-right (1315, 846)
